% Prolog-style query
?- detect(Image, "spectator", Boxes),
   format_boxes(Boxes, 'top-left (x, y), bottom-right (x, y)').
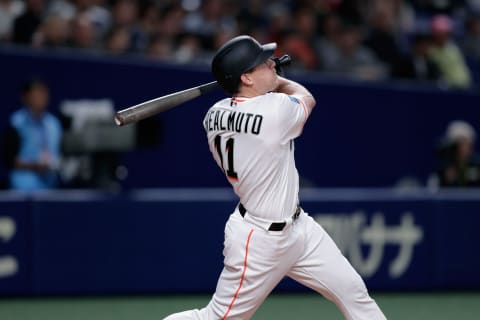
top-left (12, 0), bottom-right (45, 44)
top-left (46, 0), bottom-right (76, 21)
top-left (236, 0), bottom-right (268, 34)
top-left (386, 0), bottom-right (416, 35)
top-left (0, 0), bottom-right (479, 88)
top-left (317, 13), bottom-right (343, 68)
top-left (290, 7), bottom-right (321, 69)
top-left (467, 0), bottom-right (480, 14)
top-left (429, 14), bottom-right (472, 88)
top-left (278, 30), bottom-right (319, 70)
top-left (156, 4), bottom-right (185, 39)
top-left (411, 0), bottom-right (465, 16)
top-left (138, 0), bottom-right (160, 43)
top-left (0, 0), bottom-right (25, 41)
top-left (436, 120), bottom-right (480, 187)
top-left (32, 13), bottom-right (70, 48)
top-left (46, 0), bottom-right (111, 46)
top-left (392, 32), bottom-right (441, 82)
top-left (4, 79), bottom-right (63, 191)
top-left (173, 33), bottom-right (207, 64)
top-left (75, 0), bottom-right (111, 40)
top-left (265, 2), bottom-right (291, 44)
top-left (335, 0), bottom-right (364, 25)
top-left (68, 14), bottom-right (98, 50)
top-left (182, 0), bottom-right (237, 50)
top-left (461, 14), bottom-right (480, 61)
top-left (321, 24), bottom-right (388, 80)
top-left (109, 0), bottom-right (145, 52)
top-left (104, 26), bottom-right (131, 55)
top-left (146, 34), bottom-right (173, 61)
top-left (364, 5), bottom-right (406, 74)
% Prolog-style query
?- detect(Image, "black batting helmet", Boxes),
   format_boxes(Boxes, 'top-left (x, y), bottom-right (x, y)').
top-left (211, 35), bottom-right (277, 94)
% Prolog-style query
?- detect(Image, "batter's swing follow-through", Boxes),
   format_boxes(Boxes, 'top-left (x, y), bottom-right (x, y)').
top-left (118, 35), bottom-right (388, 320)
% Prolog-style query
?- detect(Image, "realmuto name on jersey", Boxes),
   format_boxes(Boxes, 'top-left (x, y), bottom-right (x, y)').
top-left (204, 109), bottom-right (263, 135)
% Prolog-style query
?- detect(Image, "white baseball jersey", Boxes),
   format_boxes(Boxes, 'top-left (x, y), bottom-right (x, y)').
top-left (203, 92), bottom-right (310, 221)
top-left (167, 92), bottom-right (386, 320)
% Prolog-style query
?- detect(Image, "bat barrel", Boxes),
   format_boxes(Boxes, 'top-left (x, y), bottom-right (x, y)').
top-left (115, 81), bottom-right (219, 126)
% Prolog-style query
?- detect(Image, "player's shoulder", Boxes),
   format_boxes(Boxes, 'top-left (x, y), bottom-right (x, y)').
top-left (259, 92), bottom-right (309, 127)
top-left (203, 98), bottom-right (231, 125)
top-left (207, 98), bottom-right (231, 112)
top-left (255, 92), bottom-right (304, 116)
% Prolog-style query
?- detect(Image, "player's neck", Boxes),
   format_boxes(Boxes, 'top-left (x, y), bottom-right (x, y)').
top-left (235, 87), bottom-right (265, 98)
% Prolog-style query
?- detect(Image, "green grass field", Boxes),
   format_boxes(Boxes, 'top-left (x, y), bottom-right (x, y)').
top-left (1, 292), bottom-right (479, 320)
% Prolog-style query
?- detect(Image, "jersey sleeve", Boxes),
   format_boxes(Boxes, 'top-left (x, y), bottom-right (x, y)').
top-left (271, 93), bottom-right (310, 142)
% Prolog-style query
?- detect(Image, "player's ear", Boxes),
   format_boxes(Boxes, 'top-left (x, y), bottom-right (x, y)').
top-left (240, 73), bottom-right (254, 87)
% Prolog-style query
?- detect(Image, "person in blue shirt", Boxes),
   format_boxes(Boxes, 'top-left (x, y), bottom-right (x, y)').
top-left (4, 79), bottom-right (62, 191)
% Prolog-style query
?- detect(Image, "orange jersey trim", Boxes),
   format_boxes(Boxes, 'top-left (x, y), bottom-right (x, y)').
top-left (231, 98), bottom-right (246, 103)
top-left (296, 97), bottom-right (309, 124)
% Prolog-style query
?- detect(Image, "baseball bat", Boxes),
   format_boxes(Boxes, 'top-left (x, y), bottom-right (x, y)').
top-left (114, 55), bottom-right (292, 126)
top-left (114, 81), bottom-right (220, 126)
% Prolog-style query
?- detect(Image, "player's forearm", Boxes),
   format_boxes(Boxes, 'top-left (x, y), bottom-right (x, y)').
top-left (276, 77), bottom-right (316, 110)
top-left (275, 77), bottom-right (310, 96)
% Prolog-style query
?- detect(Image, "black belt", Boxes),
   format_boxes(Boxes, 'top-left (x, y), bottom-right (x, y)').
top-left (238, 203), bottom-right (301, 231)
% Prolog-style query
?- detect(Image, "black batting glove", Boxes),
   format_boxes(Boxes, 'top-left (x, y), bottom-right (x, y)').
top-left (271, 55), bottom-right (292, 76)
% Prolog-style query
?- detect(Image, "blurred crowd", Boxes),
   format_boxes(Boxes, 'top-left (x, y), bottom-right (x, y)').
top-left (1, 0), bottom-right (480, 88)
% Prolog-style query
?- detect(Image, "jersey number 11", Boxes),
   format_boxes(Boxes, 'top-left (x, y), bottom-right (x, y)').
top-left (214, 135), bottom-right (238, 180)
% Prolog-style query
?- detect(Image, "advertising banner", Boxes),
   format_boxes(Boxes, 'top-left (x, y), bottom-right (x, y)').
top-left (0, 189), bottom-right (479, 295)
top-left (0, 196), bottom-right (31, 294)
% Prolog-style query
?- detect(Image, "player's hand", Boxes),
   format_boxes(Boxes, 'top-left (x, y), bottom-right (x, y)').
top-left (271, 55), bottom-right (292, 76)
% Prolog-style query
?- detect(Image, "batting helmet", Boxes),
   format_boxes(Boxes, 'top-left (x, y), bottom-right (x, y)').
top-left (211, 35), bottom-right (277, 94)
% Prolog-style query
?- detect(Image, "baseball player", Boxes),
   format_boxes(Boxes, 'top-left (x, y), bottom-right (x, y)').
top-left (164, 35), bottom-right (386, 320)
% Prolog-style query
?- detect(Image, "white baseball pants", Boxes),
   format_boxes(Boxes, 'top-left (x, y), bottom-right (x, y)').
top-left (164, 208), bottom-right (386, 320)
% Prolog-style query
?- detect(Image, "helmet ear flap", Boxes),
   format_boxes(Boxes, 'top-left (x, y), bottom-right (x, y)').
top-left (222, 74), bottom-right (240, 94)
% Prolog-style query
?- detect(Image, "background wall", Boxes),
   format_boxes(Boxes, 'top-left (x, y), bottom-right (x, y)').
top-left (1, 48), bottom-right (480, 297)
top-left (1, 188), bottom-right (480, 295)
top-left (1, 47), bottom-right (479, 190)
